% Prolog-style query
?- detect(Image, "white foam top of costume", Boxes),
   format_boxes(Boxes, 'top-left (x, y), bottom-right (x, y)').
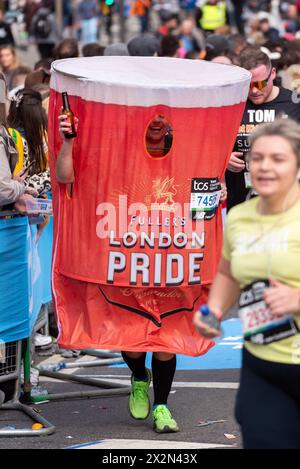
top-left (51, 56), bottom-right (251, 108)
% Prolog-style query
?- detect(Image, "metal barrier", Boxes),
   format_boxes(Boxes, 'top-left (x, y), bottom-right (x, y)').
top-left (0, 339), bottom-right (55, 437)
top-left (31, 350), bottom-right (131, 403)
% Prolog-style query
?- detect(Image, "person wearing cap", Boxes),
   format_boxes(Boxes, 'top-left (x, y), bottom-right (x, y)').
top-left (195, 0), bottom-right (228, 35)
top-left (226, 46), bottom-right (300, 212)
top-left (204, 33), bottom-right (230, 61)
top-left (127, 33), bottom-right (161, 57)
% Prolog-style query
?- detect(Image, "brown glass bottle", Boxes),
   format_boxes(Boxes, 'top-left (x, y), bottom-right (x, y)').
top-left (62, 92), bottom-right (77, 139)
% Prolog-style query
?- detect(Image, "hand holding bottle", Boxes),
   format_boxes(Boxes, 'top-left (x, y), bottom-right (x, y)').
top-left (58, 112), bottom-right (79, 142)
top-left (193, 305), bottom-right (222, 339)
top-left (59, 92), bottom-right (78, 141)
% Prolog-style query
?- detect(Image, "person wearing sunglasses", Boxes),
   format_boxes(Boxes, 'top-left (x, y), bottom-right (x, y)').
top-left (226, 46), bottom-right (300, 212)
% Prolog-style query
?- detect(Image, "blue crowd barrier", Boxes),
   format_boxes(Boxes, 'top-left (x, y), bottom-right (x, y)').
top-left (0, 210), bottom-right (53, 343)
top-left (0, 216), bottom-right (31, 342)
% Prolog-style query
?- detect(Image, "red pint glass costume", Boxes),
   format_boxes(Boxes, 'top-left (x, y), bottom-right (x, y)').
top-left (49, 57), bottom-right (250, 355)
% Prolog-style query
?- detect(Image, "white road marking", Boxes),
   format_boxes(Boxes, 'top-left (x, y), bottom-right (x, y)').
top-left (39, 375), bottom-right (238, 389)
top-left (68, 438), bottom-right (234, 449)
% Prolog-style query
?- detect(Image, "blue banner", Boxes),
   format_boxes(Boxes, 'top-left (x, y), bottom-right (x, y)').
top-left (0, 217), bottom-right (30, 342)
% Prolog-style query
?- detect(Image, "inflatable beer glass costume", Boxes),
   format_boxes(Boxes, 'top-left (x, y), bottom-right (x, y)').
top-left (49, 57), bottom-right (250, 355)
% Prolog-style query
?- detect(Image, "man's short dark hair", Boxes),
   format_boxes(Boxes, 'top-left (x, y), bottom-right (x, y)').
top-left (239, 46), bottom-right (271, 71)
top-left (159, 35), bottom-right (180, 57)
top-left (53, 39), bottom-right (79, 60)
top-left (159, 9), bottom-right (179, 25)
top-left (34, 58), bottom-right (53, 71)
top-left (82, 43), bottom-right (105, 57)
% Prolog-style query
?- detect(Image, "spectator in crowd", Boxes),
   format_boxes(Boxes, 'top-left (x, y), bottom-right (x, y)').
top-left (25, 68), bottom-right (51, 89)
top-left (0, 9), bottom-right (15, 46)
top-left (82, 42), bottom-right (105, 57)
top-left (195, 0), bottom-right (228, 35)
top-left (0, 45), bottom-right (20, 91)
top-left (0, 73), bottom-right (33, 212)
top-left (53, 38), bottom-right (79, 60)
top-left (23, 0), bottom-right (40, 35)
top-left (103, 43), bottom-right (129, 56)
top-left (281, 63), bottom-right (300, 96)
top-left (156, 10), bottom-right (179, 38)
top-left (7, 88), bottom-right (51, 196)
top-left (127, 33), bottom-right (160, 56)
top-left (9, 65), bottom-right (32, 98)
top-left (31, 5), bottom-right (59, 59)
top-left (227, 33), bottom-right (247, 56)
top-left (179, 18), bottom-right (205, 57)
top-left (258, 17), bottom-right (280, 42)
top-left (203, 33), bottom-right (230, 61)
top-left (131, 0), bottom-right (152, 33)
top-left (77, 0), bottom-right (99, 44)
top-left (34, 58), bottom-right (53, 73)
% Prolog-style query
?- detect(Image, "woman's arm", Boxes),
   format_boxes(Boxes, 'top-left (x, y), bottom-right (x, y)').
top-left (0, 142), bottom-right (25, 206)
top-left (193, 257), bottom-right (240, 337)
top-left (207, 257), bottom-right (240, 317)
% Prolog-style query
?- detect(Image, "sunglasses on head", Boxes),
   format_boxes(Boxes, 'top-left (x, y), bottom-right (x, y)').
top-left (250, 68), bottom-right (272, 90)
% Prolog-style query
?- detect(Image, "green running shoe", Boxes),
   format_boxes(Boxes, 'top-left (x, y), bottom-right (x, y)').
top-left (152, 405), bottom-right (179, 433)
top-left (128, 369), bottom-right (151, 420)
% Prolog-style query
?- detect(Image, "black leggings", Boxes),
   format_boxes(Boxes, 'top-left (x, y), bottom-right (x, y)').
top-left (235, 348), bottom-right (300, 449)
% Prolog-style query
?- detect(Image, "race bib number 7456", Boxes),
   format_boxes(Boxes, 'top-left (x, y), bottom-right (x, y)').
top-left (190, 177), bottom-right (221, 221)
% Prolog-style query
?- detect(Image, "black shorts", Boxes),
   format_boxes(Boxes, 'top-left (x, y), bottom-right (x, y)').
top-left (235, 348), bottom-right (300, 449)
